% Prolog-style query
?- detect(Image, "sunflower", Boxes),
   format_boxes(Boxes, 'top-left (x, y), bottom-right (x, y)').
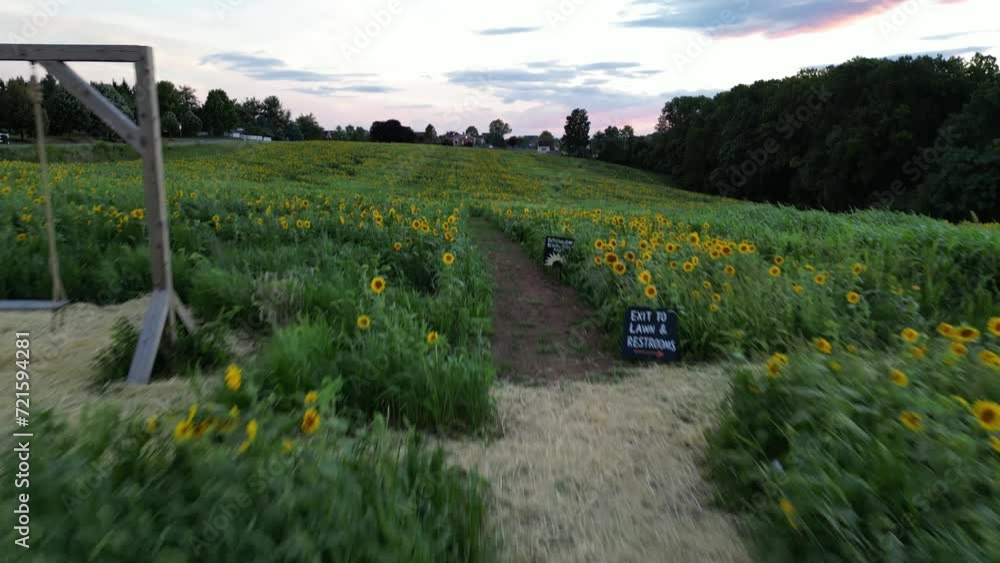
top-left (724, 265), bottom-right (736, 277)
top-left (911, 346), bottom-right (928, 359)
top-left (890, 369), bottom-right (909, 387)
top-left (899, 411), bottom-right (924, 432)
top-left (792, 284), bottom-right (804, 295)
top-left (669, 260), bottom-right (678, 269)
top-left (973, 401), bottom-right (1000, 432)
top-left (989, 317), bottom-right (1000, 337)
top-left (356, 315), bottom-right (372, 331)
top-left (426, 331), bottom-right (440, 345)
top-left (712, 293), bottom-right (722, 302)
top-left (813, 338), bottom-right (833, 355)
top-left (936, 323), bottom-right (954, 337)
top-left (682, 262), bottom-right (695, 273)
top-left (282, 439), bottom-right (295, 455)
top-left (370, 276), bottom-right (387, 294)
top-left (304, 391), bottom-right (318, 405)
top-left (246, 419), bottom-right (258, 442)
top-left (773, 256), bottom-right (785, 266)
top-left (613, 262), bottom-right (627, 275)
top-left (851, 263), bottom-right (864, 276)
top-left (643, 285), bottom-right (658, 299)
top-left (709, 303), bottom-right (719, 313)
top-left (638, 270), bottom-right (652, 284)
top-left (978, 350), bottom-right (1000, 369)
top-left (900, 328), bottom-right (920, 344)
top-left (442, 252), bottom-right (456, 266)
top-left (173, 420), bottom-right (194, 442)
top-left (949, 342), bottom-right (968, 357)
top-left (813, 274), bottom-right (827, 286)
top-left (953, 326), bottom-right (981, 343)
top-left (393, 242), bottom-right (403, 251)
top-left (843, 291), bottom-right (861, 305)
top-left (225, 364), bottom-right (242, 391)
top-left (779, 498), bottom-right (798, 530)
top-left (593, 256), bottom-right (603, 267)
top-left (301, 408), bottom-right (321, 435)
top-left (604, 252), bottom-right (618, 264)
top-left (846, 344), bottom-right (858, 353)
top-left (145, 416), bottom-right (158, 433)
top-left (624, 251), bottom-right (636, 262)
top-left (691, 290), bottom-right (702, 299)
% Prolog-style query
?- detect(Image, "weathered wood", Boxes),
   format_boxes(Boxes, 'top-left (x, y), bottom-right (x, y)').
top-left (133, 47), bottom-right (177, 345)
top-left (0, 44), bottom-right (145, 62)
top-left (126, 290), bottom-right (170, 384)
top-left (171, 291), bottom-right (198, 333)
top-left (0, 300), bottom-right (69, 311)
top-left (38, 61), bottom-right (142, 152)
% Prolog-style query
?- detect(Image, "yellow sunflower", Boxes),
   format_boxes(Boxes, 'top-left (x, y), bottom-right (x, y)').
top-left (989, 317), bottom-right (1000, 337)
top-left (370, 276), bottom-right (387, 294)
top-left (813, 274), bottom-right (827, 285)
top-left (644, 285), bottom-right (658, 299)
top-left (724, 265), bottom-right (736, 277)
top-left (773, 256), bottom-right (785, 266)
top-left (949, 341), bottom-right (968, 357)
top-left (225, 364), bottom-right (242, 391)
top-left (301, 408), bottom-right (321, 435)
top-left (972, 401), bottom-right (1000, 432)
top-left (357, 315), bottom-right (372, 331)
top-left (393, 242), bottom-right (403, 251)
top-left (426, 331), bottom-right (440, 345)
top-left (638, 270), bottom-right (652, 284)
top-left (890, 369), bottom-right (909, 387)
top-left (936, 322), bottom-right (954, 337)
top-left (953, 326), bottom-right (981, 343)
top-left (442, 252), bottom-right (456, 266)
top-left (613, 262), bottom-right (627, 275)
top-left (978, 350), bottom-right (1000, 369)
top-left (304, 391), bottom-right (318, 405)
top-left (814, 338), bottom-right (833, 355)
top-left (900, 328), bottom-right (920, 344)
top-left (899, 411), bottom-right (924, 432)
top-left (851, 263), bottom-right (864, 276)
top-left (911, 346), bottom-right (928, 359)
top-left (846, 291), bottom-right (861, 304)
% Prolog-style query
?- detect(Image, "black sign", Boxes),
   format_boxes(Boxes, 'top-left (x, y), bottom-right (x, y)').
top-left (621, 307), bottom-right (680, 361)
top-left (543, 236), bottom-right (575, 267)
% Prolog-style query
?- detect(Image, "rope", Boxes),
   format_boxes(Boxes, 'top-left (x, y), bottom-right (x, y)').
top-left (29, 63), bottom-right (67, 327)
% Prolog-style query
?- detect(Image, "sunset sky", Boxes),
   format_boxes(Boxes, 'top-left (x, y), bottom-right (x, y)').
top-left (2, 0), bottom-right (998, 134)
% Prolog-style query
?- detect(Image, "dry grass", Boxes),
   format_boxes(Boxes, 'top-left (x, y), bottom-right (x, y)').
top-left (1, 296), bottom-right (198, 422)
top-left (445, 365), bottom-right (751, 563)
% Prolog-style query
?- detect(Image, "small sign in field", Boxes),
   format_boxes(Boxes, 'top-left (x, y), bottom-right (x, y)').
top-left (621, 307), bottom-right (680, 361)
top-left (543, 236), bottom-right (574, 267)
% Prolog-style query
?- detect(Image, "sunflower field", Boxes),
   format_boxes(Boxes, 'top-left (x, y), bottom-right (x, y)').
top-left (2, 141), bottom-right (999, 561)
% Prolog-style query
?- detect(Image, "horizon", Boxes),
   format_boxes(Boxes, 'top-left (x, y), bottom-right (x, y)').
top-left (1, 0), bottom-right (998, 135)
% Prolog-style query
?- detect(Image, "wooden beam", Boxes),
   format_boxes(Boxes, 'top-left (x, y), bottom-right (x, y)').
top-left (133, 47), bottom-right (177, 345)
top-left (0, 300), bottom-right (69, 311)
top-left (171, 291), bottom-right (198, 333)
top-left (38, 61), bottom-right (142, 153)
top-left (126, 290), bottom-right (170, 384)
top-left (0, 44), bottom-right (145, 62)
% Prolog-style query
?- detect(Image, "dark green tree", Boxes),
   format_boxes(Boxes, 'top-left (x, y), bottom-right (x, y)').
top-left (561, 108), bottom-right (591, 157)
top-left (201, 89), bottom-right (238, 136)
top-left (295, 113), bottom-right (325, 140)
top-left (486, 119), bottom-right (511, 147)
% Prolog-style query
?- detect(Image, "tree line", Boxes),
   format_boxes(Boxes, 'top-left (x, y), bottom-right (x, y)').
top-left (576, 53), bottom-right (999, 221)
top-left (0, 74), bottom-right (345, 142)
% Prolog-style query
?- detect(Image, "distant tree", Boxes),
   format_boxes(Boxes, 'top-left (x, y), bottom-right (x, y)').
top-left (295, 113), bottom-right (325, 140)
top-left (370, 119), bottom-right (416, 143)
top-left (0, 78), bottom-right (34, 140)
top-left (92, 83), bottom-right (137, 141)
top-left (161, 111), bottom-right (181, 137)
top-left (486, 118), bottom-right (512, 147)
top-left (43, 84), bottom-right (90, 136)
top-left (201, 89), bottom-right (238, 136)
top-left (284, 121), bottom-right (304, 141)
top-left (465, 126), bottom-right (479, 137)
top-left (156, 81), bottom-right (182, 118)
top-left (352, 125), bottom-right (369, 141)
top-left (561, 109), bottom-right (591, 157)
top-left (238, 97), bottom-right (264, 134)
top-left (539, 130), bottom-right (555, 146)
top-left (424, 124), bottom-right (438, 143)
top-left (507, 136), bottom-right (520, 148)
top-left (261, 95), bottom-right (291, 139)
top-left (179, 109), bottom-right (202, 137)
top-left (177, 85), bottom-right (199, 113)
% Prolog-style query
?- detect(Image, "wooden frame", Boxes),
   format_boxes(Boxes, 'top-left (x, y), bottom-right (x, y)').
top-left (0, 44), bottom-right (195, 384)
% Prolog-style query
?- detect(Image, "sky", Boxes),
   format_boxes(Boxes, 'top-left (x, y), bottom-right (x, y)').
top-left (1, 0), bottom-right (998, 135)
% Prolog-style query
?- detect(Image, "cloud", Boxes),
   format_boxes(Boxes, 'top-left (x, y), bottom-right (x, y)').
top-left (619, 0), bottom-right (970, 38)
top-left (293, 84), bottom-right (399, 96)
top-left (921, 29), bottom-right (1000, 41)
top-left (479, 26), bottom-right (542, 35)
top-left (201, 52), bottom-right (373, 83)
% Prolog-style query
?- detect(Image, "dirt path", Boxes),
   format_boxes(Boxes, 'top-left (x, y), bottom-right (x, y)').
top-left (454, 219), bottom-right (751, 563)
top-left (469, 218), bottom-right (617, 383)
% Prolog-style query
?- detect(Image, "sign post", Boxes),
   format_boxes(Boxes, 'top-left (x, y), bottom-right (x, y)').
top-left (621, 307), bottom-right (680, 362)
